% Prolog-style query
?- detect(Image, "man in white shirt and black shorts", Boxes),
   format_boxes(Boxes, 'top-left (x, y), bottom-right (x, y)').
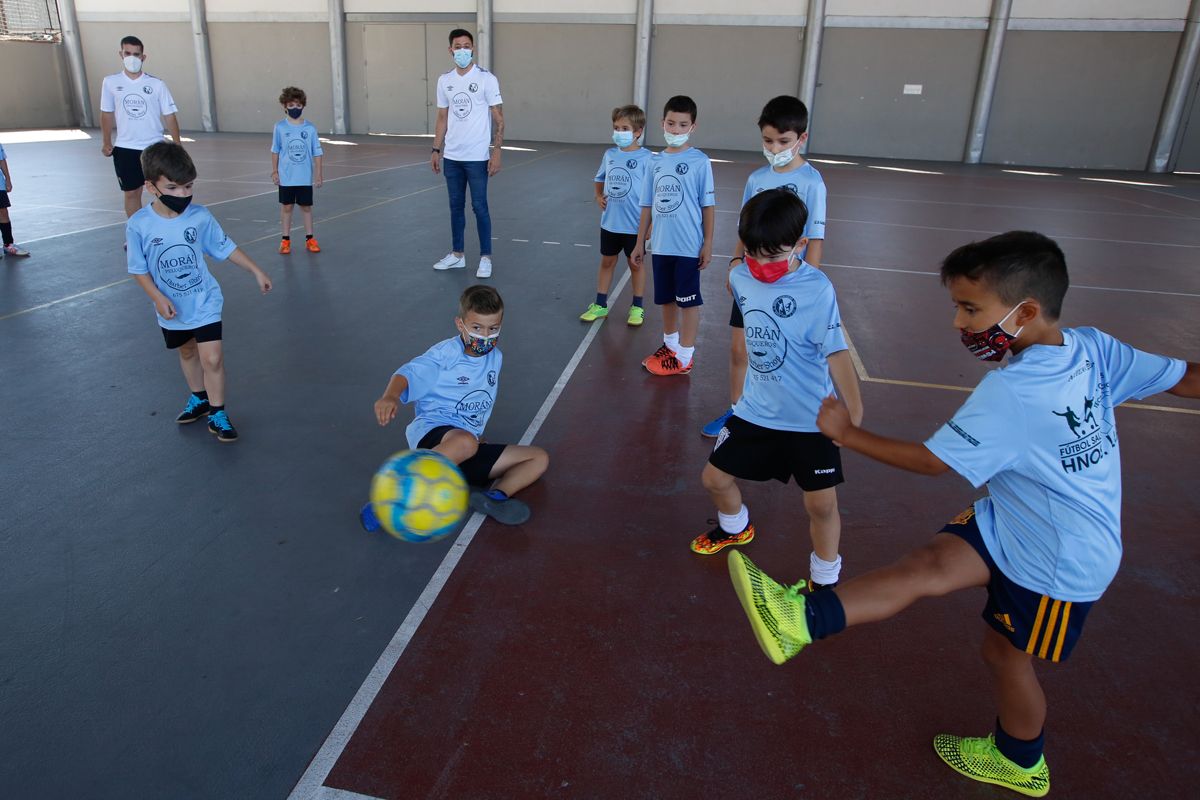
top-left (100, 35), bottom-right (181, 219)
top-left (430, 28), bottom-right (504, 279)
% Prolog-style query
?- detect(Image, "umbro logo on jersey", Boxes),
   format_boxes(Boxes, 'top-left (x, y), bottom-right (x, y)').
top-left (150, 237), bottom-right (163, 245)
top-left (457, 376), bottom-right (470, 384)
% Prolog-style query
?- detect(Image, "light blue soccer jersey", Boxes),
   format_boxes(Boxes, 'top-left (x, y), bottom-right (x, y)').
top-left (925, 327), bottom-right (1186, 602)
top-left (595, 146), bottom-right (652, 235)
top-left (639, 147), bottom-right (716, 257)
top-left (271, 120), bottom-right (323, 187)
top-left (126, 203), bottom-right (237, 329)
top-left (742, 161), bottom-right (827, 260)
top-left (396, 336), bottom-right (503, 450)
top-left (0, 142), bottom-right (7, 191)
top-left (729, 262), bottom-right (848, 432)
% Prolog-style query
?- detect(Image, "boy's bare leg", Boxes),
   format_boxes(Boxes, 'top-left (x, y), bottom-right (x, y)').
top-left (834, 533), bottom-right (990, 626)
top-left (488, 445), bottom-right (549, 497)
top-left (983, 626), bottom-right (1047, 740)
top-left (803, 486), bottom-right (840, 563)
top-left (177, 340), bottom-right (205, 393)
top-left (300, 205), bottom-right (314, 236)
top-left (596, 253), bottom-right (618, 296)
top-left (679, 305), bottom-right (700, 348)
top-left (701, 462), bottom-right (742, 515)
top-left (729, 334), bottom-right (747, 406)
top-left (280, 203), bottom-right (294, 236)
top-left (433, 429), bottom-right (481, 464)
top-left (661, 301), bottom-right (679, 338)
top-left (627, 255), bottom-right (645, 298)
top-left (196, 340), bottom-right (226, 406)
top-left (123, 188), bottom-right (142, 218)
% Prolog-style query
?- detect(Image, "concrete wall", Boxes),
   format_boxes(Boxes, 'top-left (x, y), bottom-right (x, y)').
top-left (0, 42), bottom-right (75, 129)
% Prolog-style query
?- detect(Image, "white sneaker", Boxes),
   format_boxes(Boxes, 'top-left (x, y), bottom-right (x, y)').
top-left (476, 256), bottom-right (493, 278)
top-left (433, 252), bottom-right (466, 271)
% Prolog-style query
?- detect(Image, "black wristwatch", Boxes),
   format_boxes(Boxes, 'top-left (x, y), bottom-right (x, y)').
top-left (431, 147), bottom-right (442, 153)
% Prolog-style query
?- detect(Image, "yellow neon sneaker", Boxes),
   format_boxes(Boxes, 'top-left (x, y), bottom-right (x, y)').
top-left (627, 306), bottom-right (645, 326)
top-left (727, 550), bottom-right (811, 665)
top-left (690, 521), bottom-right (754, 555)
top-left (933, 734), bottom-right (1049, 797)
top-left (580, 303), bottom-right (608, 322)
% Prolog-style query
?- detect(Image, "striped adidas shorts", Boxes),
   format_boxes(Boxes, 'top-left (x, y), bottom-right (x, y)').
top-left (941, 507), bottom-right (1095, 663)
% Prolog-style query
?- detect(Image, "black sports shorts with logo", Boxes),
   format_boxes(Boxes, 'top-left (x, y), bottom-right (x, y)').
top-left (708, 414), bottom-right (843, 491)
top-left (112, 146), bottom-right (146, 192)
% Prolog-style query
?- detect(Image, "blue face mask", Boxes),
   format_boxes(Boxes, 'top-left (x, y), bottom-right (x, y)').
top-left (453, 49), bottom-right (473, 69)
top-left (462, 330), bottom-right (499, 356)
top-left (286, 107), bottom-right (303, 119)
top-left (663, 128), bottom-right (690, 148)
top-left (612, 130), bottom-right (635, 148)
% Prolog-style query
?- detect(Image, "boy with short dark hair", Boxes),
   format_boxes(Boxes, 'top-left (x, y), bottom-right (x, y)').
top-left (271, 86), bottom-right (324, 254)
top-left (0, 142), bottom-right (31, 258)
top-left (694, 190), bottom-right (861, 595)
top-left (580, 104), bottom-right (651, 326)
top-left (729, 230), bottom-right (1198, 797)
top-left (127, 142), bottom-right (273, 443)
top-left (631, 95), bottom-right (715, 376)
top-left (703, 95), bottom-right (826, 436)
top-left (362, 285), bottom-right (549, 527)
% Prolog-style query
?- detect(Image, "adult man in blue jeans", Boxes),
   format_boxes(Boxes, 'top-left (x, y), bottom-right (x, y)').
top-left (431, 28), bottom-right (505, 279)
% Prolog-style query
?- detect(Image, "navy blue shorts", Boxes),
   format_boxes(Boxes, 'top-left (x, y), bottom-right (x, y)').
top-left (279, 185), bottom-right (314, 206)
top-left (941, 507), bottom-right (1094, 662)
top-left (417, 425), bottom-right (506, 487)
top-left (651, 254), bottom-right (702, 307)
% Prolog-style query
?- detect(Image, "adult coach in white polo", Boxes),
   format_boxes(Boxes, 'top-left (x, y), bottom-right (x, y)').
top-left (430, 28), bottom-right (504, 279)
top-left (100, 35), bottom-right (181, 219)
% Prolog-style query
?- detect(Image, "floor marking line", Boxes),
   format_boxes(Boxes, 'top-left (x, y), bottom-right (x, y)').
top-left (287, 269), bottom-right (632, 800)
top-left (543, 241), bottom-right (560, 245)
top-left (828, 217), bottom-right (1200, 249)
top-left (573, 243), bottom-right (591, 247)
top-left (840, 326), bottom-right (870, 382)
top-left (314, 787), bottom-right (385, 800)
top-left (512, 238), bottom-right (529, 242)
top-left (826, 190), bottom-right (1197, 221)
top-left (0, 278), bottom-right (133, 322)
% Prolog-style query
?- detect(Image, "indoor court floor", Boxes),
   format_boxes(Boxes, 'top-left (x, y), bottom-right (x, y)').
top-left (0, 130), bottom-right (1197, 799)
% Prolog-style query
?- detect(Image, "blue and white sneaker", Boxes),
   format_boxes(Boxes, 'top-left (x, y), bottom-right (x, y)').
top-left (207, 409), bottom-right (238, 443)
top-left (359, 502), bottom-right (382, 533)
top-left (701, 408), bottom-right (734, 438)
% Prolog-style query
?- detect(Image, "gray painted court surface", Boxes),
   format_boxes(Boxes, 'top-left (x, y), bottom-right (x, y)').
top-left (2, 132), bottom-right (1199, 798)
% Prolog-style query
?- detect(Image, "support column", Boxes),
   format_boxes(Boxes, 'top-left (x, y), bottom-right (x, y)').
top-left (57, 0), bottom-right (94, 128)
top-left (187, 0), bottom-right (217, 132)
top-left (798, 0), bottom-right (824, 153)
top-left (963, 0), bottom-right (1011, 164)
top-left (328, 0), bottom-right (349, 134)
top-left (477, 0), bottom-right (493, 70)
top-left (1149, 0), bottom-right (1200, 172)
top-left (633, 0), bottom-right (652, 112)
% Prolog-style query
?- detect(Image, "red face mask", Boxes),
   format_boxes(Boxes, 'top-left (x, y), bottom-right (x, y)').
top-left (960, 303), bottom-right (1024, 362)
top-left (745, 254), bottom-right (792, 283)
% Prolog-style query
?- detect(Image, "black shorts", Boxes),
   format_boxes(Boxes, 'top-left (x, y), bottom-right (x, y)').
top-left (161, 321), bottom-right (223, 350)
top-left (279, 185), bottom-right (314, 206)
top-left (729, 298), bottom-right (744, 328)
top-left (417, 425), bottom-right (507, 487)
top-left (0, 190), bottom-right (10, 209)
top-left (708, 414), bottom-right (843, 491)
top-left (651, 254), bottom-right (703, 307)
top-left (941, 507), bottom-right (1094, 663)
top-left (112, 146), bottom-right (145, 192)
top-left (599, 228), bottom-right (637, 258)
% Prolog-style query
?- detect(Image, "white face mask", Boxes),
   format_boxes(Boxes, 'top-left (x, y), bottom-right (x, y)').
top-left (662, 129), bottom-right (690, 148)
top-left (123, 55), bottom-right (143, 73)
top-left (763, 143), bottom-right (798, 169)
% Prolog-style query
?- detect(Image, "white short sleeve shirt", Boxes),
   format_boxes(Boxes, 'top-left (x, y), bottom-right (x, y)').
top-left (100, 72), bottom-right (178, 150)
top-left (436, 66), bottom-right (502, 162)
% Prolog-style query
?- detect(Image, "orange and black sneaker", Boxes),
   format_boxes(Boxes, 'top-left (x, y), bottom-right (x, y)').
top-left (278, 238), bottom-right (291, 254)
top-left (646, 352), bottom-right (693, 376)
top-left (641, 343), bottom-right (674, 367)
top-left (305, 236), bottom-right (321, 253)
top-left (691, 521), bottom-right (755, 555)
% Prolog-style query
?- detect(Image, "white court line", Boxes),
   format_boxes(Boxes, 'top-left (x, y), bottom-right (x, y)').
top-left (543, 241), bottom-right (560, 245)
top-left (822, 262), bottom-right (1200, 299)
top-left (826, 190), bottom-right (1198, 221)
top-left (574, 243), bottom-right (591, 248)
top-left (512, 238), bottom-right (529, 242)
top-left (828, 217), bottom-right (1200, 249)
top-left (288, 268), bottom-right (634, 800)
top-left (315, 788), bottom-right (383, 800)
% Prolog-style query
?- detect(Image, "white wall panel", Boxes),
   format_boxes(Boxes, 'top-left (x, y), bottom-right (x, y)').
top-left (206, 0), bottom-right (327, 15)
top-left (76, 0), bottom-right (186, 13)
top-left (655, 0), bottom-right (803, 15)
top-left (345, 0), bottom-right (474, 12)
top-left (827, 0), bottom-right (989, 17)
top-left (496, 0), bottom-right (636, 12)
top-left (1010, 0), bottom-right (1187, 20)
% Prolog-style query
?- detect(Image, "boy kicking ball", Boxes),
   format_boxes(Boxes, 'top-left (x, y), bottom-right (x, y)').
top-left (728, 231), bottom-right (1197, 797)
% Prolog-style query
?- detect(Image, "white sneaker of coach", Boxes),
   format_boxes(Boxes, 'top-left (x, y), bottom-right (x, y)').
top-left (476, 256), bottom-right (493, 278)
top-left (433, 252), bottom-right (466, 270)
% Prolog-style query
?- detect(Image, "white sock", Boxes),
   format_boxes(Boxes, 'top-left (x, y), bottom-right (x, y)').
top-left (718, 504), bottom-right (750, 535)
top-left (675, 345), bottom-right (695, 367)
top-left (810, 551), bottom-right (843, 585)
top-left (664, 331), bottom-right (680, 351)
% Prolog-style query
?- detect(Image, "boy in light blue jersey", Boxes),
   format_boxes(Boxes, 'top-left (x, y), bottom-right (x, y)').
top-left (0, 142), bottom-right (31, 258)
top-left (362, 285), bottom-right (549, 527)
top-left (704, 96), bottom-right (827, 437)
top-left (694, 190), bottom-right (861, 595)
top-left (580, 104), bottom-right (651, 327)
top-left (127, 142), bottom-right (273, 443)
top-left (631, 95), bottom-right (716, 376)
top-left (270, 86), bottom-right (324, 254)
top-left (729, 231), bottom-right (1198, 798)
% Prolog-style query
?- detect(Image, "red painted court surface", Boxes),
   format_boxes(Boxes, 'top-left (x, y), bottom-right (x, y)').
top-left (293, 161), bottom-right (1199, 798)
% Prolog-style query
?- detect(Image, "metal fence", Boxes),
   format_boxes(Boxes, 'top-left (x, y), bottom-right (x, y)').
top-left (0, 0), bottom-right (62, 42)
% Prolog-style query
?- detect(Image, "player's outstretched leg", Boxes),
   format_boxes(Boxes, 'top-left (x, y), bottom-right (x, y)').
top-left (467, 444), bottom-right (549, 526)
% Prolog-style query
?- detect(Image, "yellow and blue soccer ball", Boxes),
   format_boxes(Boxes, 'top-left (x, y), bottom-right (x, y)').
top-left (369, 450), bottom-right (468, 542)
